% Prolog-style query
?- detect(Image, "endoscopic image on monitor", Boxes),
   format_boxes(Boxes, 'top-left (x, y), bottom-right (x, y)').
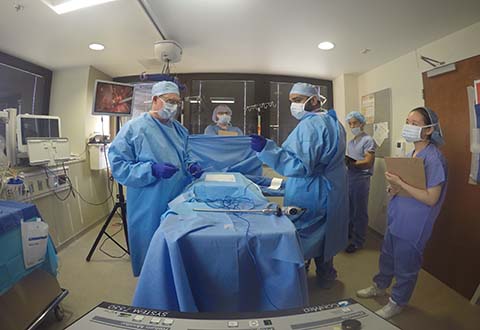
top-left (92, 81), bottom-right (134, 116)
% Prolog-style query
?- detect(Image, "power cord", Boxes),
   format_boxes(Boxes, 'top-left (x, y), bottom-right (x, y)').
top-left (233, 212), bottom-right (281, 310)
top-left (194, 196), bottom-right (256, 211)
top-left (100, 116), bottom-right (114, 197)
top-left (43, 166), bottom-right (113, 206)
top-left (192, 193), bottom-right (280, 309)
top-left (43, 167), bottom-right (73, 202)
top-left (98, 219), bottom-right (127, 259)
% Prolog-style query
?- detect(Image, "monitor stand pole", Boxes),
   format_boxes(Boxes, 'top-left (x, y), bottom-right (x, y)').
top-left (86, 116), bottom-right (129, 261)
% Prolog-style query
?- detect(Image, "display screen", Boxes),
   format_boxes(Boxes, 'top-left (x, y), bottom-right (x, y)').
top-left (92, 80), bottom-right (134, 116)
top-left (21, 118), bottom-right (60, 145)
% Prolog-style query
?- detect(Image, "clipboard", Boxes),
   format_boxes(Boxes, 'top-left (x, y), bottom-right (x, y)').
top-left (345, 154), bottom-right (357, 166)
top-left (345, 154), bottom-right (359, 162)
top-left (384, 157), bottom-right (426, 197)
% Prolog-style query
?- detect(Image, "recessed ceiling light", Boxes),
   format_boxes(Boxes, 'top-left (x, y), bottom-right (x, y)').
top-left (318, 41), bottom-right (335, 50)
top-left (41, 0), bottom-right (118, 15)
top-left (89, 43), bottom-right (105, 51)
top-left (210, 97), bottom-right (235, 104)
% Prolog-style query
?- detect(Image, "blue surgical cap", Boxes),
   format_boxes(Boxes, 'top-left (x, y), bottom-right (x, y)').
top-left (151, 81), bottom-right (179, 98)
top-left (212, 104), bottom-right (232, 122)
top-left (424, 107), bottom-right (445, 146)
top-left (289, 82), bottom-right (319, 97)
top-left (346, 111), bottom-right (366, 124)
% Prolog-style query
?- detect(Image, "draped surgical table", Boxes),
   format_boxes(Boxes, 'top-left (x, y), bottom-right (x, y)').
top-left (133, 173), bottom-right (308, 312)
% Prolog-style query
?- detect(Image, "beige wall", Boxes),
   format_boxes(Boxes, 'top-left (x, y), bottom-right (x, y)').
top-left (334, 73), bottom-right (359, 142)
top-left (34, 66), bottom-right (114, 247)
top-left (355, 20), bottom-right (480, 233)
top-left (49, 67), bottom-right (90, 154)
top-left (333, 74), bottom-right (346, 119)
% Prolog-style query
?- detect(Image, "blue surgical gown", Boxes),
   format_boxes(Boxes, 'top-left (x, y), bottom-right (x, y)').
top-left (108, 113), bottom-right (192, 276)
top-left (256, 111), bottom-right (349, 260)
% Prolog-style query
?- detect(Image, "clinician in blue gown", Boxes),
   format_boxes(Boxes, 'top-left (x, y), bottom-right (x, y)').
top-left (204, 104), bottom-right (243, 136)
top-left (345, 111), bottom-right (375, 253)
top-left (108, 81), bottom-right (202, 276)
top-left (357, 107), bottom-right (447, 319)
top-left (250, 82), bottom-right (348, 287)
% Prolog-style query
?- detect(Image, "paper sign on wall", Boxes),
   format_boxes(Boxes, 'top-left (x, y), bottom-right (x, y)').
top-left (475, 80), bottom-right (480, 104)
top-left (468, 85), bottom-right (480, 184)
top-left (373, 122), bottom-right (389, 147)
top-left (361, 94), bottom-right (375, 124)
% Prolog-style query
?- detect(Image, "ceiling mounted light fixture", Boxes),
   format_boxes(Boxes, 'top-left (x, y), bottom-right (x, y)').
top-left (318, 41), bottom-right (335, 50)
top-left (89, 43), bottom-right (105, 51)
top-left (41, 0), bottom-right (118, 15)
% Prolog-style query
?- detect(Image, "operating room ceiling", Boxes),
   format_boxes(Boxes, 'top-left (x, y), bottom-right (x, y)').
top-left (0, 0), bottom-right (480, 79)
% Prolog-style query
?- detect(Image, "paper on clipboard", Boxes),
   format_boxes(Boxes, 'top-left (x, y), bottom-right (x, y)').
top-left (384, 157), bottom-right (426, 197)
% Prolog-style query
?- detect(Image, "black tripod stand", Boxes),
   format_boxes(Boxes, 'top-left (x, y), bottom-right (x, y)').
top-left (86, 181), bottom-right (129, 261)
top-left (86, 116), bottom-right (129, 261)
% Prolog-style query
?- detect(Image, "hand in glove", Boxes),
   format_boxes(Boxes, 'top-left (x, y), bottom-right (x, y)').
top-left (188, 163), bottom-right (204, 179)
top-left (250, 134), bottom-right (267, 152)
top-left (152, 162), bottom-right (179, 179)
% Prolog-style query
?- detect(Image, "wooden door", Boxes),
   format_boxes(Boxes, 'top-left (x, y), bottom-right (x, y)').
top-left (422, 54), bottom-right (480, 300)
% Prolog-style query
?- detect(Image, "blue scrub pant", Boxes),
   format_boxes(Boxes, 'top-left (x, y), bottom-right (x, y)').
top-left (373, 230), bottom-right (423, 306)
top-left (314, 257), bottom-right (337, 280)
top-left (305, 257), bottom-right (337, 280)
top-left (348, 177), bottom-right (371, 247)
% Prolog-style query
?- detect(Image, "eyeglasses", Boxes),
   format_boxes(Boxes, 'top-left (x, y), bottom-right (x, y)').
top-left (159, 97), bottom-right (182, 106)
top-left (290, 97), bottom-right (308, 103)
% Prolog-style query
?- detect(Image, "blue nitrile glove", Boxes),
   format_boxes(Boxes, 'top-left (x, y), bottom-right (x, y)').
top-left (188, 163), bottom-right (204, 179)
top-left (250, 134), bottom-right (267, 152)
top-left (151, 162), bottom-right (179, 179)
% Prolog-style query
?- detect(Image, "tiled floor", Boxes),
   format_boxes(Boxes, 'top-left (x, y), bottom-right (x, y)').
top-left (38, 219), bottom-right (480, 330)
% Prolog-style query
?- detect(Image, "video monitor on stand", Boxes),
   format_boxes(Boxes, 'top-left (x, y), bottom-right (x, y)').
top-left (92, 80), bottom-right (134, 116)
top-left (87, 80), bottom-right (134, 261)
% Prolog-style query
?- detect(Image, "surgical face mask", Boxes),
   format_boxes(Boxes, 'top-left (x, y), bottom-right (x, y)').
top-left (290, 102), bottom-right (306, 120)
top-left (217, 114), bottom-right (231, 125)
top-left (401, 123), bottom-right (435, 142)
top-left (290, 96), bottom-right (313, 120)
top-left (158, 102), bottom-right (178, 120)
top-left (351, 127), bottom-right (362, 136)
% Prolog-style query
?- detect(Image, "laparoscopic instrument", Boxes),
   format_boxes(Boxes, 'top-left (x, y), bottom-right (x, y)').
top-left (193, 203), bottom-right (305, 218)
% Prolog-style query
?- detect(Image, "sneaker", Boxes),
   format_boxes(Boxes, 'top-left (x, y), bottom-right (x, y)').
top-left (345, 243), bottom-right (360, 253)
top-left (375, 298), bottom-right (403, 319)
top-left (356, 283), bottom-right (386, 298)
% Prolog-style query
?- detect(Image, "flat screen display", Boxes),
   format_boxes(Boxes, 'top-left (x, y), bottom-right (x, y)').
top-left (20, 117), bottom-right (60, 145)
top-left (92, 80), bottom-right (134, 116)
